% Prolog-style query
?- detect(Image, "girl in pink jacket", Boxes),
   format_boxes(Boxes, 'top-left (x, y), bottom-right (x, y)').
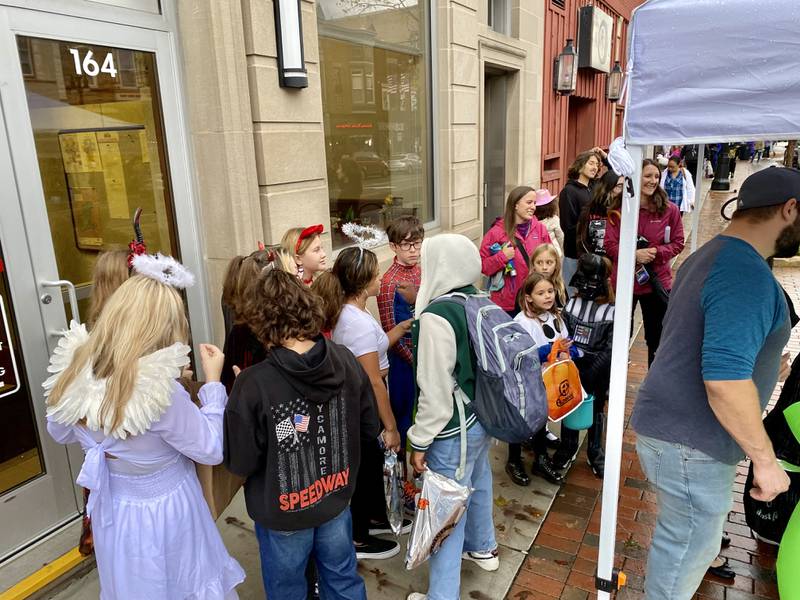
top-left (480, 186), bottom-right (552, 315)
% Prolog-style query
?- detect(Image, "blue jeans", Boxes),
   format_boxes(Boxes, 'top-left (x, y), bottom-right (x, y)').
top-left (636, 435), bottom-right (737, 600)
top-left (255, 508), bottom-right (366, 600)
top-left (423, 422), bottom-right (496, 600)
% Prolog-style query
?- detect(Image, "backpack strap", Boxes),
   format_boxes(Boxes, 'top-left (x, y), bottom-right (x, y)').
top-left (454, 391), bottom-right (468, 480)
top-left (514, 237), bottom-right (531, 267)
top-left (424, 292), bottom-right (471, 481)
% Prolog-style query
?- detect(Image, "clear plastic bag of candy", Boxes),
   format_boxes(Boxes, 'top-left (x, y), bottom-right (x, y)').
top-left (383, 450), bottom-right (404, 536)
top-left (405, 469), bottom-right (472, 570)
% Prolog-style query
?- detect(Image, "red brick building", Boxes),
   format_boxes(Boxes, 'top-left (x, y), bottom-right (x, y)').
top-left (541, 0), bottom-right (641, 194)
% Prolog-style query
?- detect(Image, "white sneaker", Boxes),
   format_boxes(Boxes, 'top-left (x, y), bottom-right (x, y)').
top-left (462, 550), bottom-right (500, 571)
top-left (407, 594), bottom-right (427, 600)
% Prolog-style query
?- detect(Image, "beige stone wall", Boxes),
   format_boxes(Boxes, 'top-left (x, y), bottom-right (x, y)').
top-left (177, 0), bottom-right (546, 331)
top-left (176, 0), bottom-right (264, 343)
top-left (241, 0), bottom-right (331, 251)
top-left (437, 0), bottom-right (546, 245)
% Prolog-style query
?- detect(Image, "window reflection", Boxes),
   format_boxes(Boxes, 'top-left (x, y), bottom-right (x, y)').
top-left (317, 0), bottom-right (431, 248)
top-left (18, 36), bottom-right (178, 322)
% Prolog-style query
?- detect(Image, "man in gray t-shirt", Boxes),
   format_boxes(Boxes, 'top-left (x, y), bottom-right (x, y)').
top-left (633, 167), bottom-right (799, 600)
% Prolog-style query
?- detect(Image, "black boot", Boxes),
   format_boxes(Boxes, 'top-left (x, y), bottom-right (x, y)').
top-left (551, 426), bottom-right (579, 471)
top-left (505, 460), bottom-right (530, 486)
top-left (587, 414), bottom-right (605, 478)
top-left (531, 454), bottom-right (564, 485)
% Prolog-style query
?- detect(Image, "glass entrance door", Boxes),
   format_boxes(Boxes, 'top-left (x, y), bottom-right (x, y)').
top-left (0, 7), bottom-right (208, 561)
top-left (17, 35), bottom-right (180, 323)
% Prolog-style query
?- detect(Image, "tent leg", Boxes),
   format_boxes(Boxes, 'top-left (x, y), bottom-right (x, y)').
top-left (690, 143), bottom-right (706, 253)
top-left (596, 145), bottom-right (644, 599)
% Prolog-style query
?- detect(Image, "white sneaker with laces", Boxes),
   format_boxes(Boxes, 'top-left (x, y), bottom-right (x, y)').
top-left (407, 593), bottom-right (427, 600)
top-left (462, 550), bottom-right (500, 571)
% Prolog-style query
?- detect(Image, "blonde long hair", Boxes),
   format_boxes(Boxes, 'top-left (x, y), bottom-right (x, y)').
top-left (530, 244), bottom-right (567, 306)
top-left (47, 275), bottom-right (189, 433)
top-left (88, 251), bottom-right (130, 328)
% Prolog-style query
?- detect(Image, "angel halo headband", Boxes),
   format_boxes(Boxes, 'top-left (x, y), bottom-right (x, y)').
top-left (340, 223), bottom-right (388, 266)
top-left (131, 253), bottom-right (195, 290)
top-left (341, 222), bottom-right (387, 250)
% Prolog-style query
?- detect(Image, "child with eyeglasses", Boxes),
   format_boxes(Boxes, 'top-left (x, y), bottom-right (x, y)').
top-left (378, 216), bottom-right (424, 448)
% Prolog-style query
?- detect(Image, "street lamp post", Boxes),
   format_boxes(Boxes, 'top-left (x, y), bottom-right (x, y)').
top-left (711, 143), bottom-right (731, 191)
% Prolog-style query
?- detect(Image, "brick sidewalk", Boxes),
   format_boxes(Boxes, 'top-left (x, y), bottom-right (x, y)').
top-left (508, 157), bottom-right (794, 600)
top-left (508, 334), bottom-right (781, 599)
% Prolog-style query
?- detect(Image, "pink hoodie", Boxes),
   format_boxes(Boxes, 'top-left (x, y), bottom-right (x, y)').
top-left (479, 218), bottom-right (552, 312)
top-left (604, 202), bottom-right (685, 295)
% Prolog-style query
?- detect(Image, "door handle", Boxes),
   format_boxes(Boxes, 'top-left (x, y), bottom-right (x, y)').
top-left (483, 182), bottom-right (489, 208)
top-left (40, 279), bottom-right (81, 325)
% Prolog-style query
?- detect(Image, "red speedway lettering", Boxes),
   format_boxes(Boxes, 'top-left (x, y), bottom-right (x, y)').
top-left (278, 468), bottom-right (350, 511)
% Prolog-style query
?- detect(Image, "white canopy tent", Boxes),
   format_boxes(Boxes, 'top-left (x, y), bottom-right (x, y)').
top-left (598, 1), bottom-right (800, 597)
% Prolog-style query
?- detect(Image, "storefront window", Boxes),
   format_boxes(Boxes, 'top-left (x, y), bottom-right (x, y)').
top-left (317, 0), bottom-right (432, 248)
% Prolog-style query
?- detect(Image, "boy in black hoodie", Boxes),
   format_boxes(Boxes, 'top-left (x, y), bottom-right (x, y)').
top-left (224, 267), bottom-right (379, 600)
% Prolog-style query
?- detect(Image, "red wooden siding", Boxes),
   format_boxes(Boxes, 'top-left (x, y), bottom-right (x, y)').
top-left (541, 0), bottom-right (638, 196)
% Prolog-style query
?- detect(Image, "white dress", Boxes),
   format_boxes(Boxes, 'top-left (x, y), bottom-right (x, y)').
top-left (44, 322), bottom-right (245, 600)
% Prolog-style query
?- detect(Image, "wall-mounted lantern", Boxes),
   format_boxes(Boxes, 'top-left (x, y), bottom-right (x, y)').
top-left (274, 0), bottom-right (308, 88)
top-left (606, 61), bottom-right (624, 102)
top-left (553, 39), bottom-right (578, 96)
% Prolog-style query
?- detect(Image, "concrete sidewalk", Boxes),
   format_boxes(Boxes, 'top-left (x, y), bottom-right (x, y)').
top-left (43, 442), bottom-right (562, 599)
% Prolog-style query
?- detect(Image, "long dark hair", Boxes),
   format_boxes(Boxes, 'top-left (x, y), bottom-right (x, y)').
top-left (577, 171), bottom-right (622, 255)
top-left (642, 158), bottom-right (669, 215)
top-left (312, 247), bottom-right (378, 331)
top-left (503, 186), bottom-right (535, 242)
top-left (567, 151), bottom-right (601, 181)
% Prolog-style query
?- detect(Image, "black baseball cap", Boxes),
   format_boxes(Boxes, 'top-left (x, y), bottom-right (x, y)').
top-left (721, 166), bottom-right (800, 219)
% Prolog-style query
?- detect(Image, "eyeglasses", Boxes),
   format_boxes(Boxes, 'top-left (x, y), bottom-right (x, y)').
top-left (397, 241), bottom-right (423, 251)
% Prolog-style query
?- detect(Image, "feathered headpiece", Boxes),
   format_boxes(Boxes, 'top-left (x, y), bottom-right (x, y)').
top-left (131, 253), bottom-right (195, 289)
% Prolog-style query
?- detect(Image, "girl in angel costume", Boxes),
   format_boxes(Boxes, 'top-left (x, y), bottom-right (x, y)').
top-left (44, 253), bottom-right (245, 599)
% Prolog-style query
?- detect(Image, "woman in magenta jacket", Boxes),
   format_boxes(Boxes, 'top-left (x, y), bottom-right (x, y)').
top-left (480, 186), bottom-right (552, 315)
top-left (605, 159), bottom-right (685, 366)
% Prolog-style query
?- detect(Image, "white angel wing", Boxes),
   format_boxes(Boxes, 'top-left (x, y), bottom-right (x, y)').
top-left (44, 326), bottom-right (191, 439)
top-left (42, 320), bottom-right (89, 394)
top-left (117, 343), bottom-right (190, 438)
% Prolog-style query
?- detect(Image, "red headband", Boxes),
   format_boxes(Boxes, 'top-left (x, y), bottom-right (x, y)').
top-left (296, 224), bottom-right (323, 254)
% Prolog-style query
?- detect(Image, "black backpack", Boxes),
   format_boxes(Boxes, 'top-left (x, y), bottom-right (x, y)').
top-left (744, 354), bottom-right (800, 544)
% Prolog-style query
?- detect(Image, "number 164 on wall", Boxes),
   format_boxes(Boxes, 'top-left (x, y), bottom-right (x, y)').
top-left (69, 48), bottom-right (117, 78)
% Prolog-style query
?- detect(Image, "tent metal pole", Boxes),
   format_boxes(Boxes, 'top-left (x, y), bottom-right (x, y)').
top-left (690, 143), bottom-right (706, 253)
top-left (596, 144), bottom-right (644, 599)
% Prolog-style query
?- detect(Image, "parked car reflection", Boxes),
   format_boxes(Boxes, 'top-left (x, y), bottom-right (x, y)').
top-left (353, 151), bottom-right (389, 178)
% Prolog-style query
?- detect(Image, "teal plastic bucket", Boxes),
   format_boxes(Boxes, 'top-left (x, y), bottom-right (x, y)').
top-left (563, 394), bottom-right (594, 430)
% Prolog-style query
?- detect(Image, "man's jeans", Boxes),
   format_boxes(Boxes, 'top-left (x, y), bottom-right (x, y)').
top-left (636, 435), bottom-right (737, 600)
top-left (423, 422), bottom-right (497, 600)
top-left (255, 508), bottom-right (366, 600)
